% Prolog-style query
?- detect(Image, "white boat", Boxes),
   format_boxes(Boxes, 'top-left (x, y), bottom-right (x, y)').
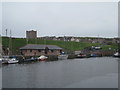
top-left (38, 55), bottom-right (48, 61)
top-left (2, 56), bottom-right (10, 64)
top-left (58, 54), bottom-right (68, 60)
top-left (8, 58), bottom-right (19, 64)
top-left (114, 52), bottom-right (120, 57)
top-left (0, 58), bottom-right (2, 64)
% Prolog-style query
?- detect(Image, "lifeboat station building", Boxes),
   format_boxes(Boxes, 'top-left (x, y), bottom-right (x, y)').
top-left (20, 44), bottom-right (63, 56)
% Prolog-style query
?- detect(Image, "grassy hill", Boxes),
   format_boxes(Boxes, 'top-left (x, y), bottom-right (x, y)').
top-left (2, 37), bottom-right (118, 55)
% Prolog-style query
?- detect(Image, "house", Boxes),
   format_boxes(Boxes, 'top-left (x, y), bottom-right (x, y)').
top-left (75, 39), bottom-right (80, 42)
top-left (71, 37), bottom-right (75, 41)
top-left (20, 44), bottom-right (63, 56)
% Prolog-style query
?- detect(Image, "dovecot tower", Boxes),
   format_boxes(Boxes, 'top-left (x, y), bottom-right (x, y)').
top-left (26, 30), bottom-right (37, 39)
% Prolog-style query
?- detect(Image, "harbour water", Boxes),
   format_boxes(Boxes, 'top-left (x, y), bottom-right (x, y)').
top-left (2, 57), bottom-right (118, 88)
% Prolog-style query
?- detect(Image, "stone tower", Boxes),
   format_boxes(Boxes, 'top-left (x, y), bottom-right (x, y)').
top-left (26, 30), bottom-right (37, 39)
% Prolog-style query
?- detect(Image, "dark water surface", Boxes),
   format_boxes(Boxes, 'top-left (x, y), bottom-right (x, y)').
top-left (2, 57), bottom-right (118, 88)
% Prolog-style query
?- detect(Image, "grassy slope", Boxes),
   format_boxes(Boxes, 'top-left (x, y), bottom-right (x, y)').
top-left (2, 37), bottom-right (118, 54)
top-left (101, 44), bottom-right (118, 50)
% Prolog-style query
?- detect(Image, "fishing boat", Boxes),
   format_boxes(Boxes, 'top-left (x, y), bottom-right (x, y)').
top-left (38, 55), bottom-right (48, 61)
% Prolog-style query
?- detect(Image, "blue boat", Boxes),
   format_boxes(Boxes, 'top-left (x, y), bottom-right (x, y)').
top-left (24, 57), bottom-right (38, 62)
top-left (90, 54), bottom-right (99, 57)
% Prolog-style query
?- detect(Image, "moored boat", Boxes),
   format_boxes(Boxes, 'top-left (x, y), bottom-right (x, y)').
top-left (0, 58), bottom-right (2, 64)
top-left (24, 57), bottom-right (38, 62)
top-left (58, 51), bottom-right (68, 60)
top-left (76, 53), bottom-right (87, 58)
top-left (8, 58), bottom-right (19, 64)
top-left (90, 53), bottom-right (99, 57)
top-left (2, 56), bottom-right (10, 64)
top-left (58, 54), bottom-right (68, 60)
top-left (38, 55), bottom-right (48, 61)
top-left (113, 52), bottom-right (120, 57)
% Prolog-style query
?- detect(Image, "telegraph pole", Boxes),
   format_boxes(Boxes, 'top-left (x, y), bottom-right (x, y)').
top-left (5, 29), bottom-right (8, 37)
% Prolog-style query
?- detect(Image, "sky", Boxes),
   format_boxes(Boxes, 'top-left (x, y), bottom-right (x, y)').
top-left (0, 2), bottom-right (2, 36)
top-left (2, 2), bottom-right (118, 38)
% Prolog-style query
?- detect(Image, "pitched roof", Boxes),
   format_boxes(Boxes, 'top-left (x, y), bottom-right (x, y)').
top-left (20, 44), bottom-right (63, 50)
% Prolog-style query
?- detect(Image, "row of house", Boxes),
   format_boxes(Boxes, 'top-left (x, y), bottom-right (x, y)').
top-left (25, 30), bottom-right (119, 44)
top-left (38, 36), bottom-right (120, 44)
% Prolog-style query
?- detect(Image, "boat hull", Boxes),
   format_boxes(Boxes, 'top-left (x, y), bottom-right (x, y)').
top-left (113, 52), bottom-right (120, 58)
top-left (58, 55), bottom-right (68, 60)
top-left (76, 54), bottom-right (87, 58)
top-left (8, 60), bottom-right (18, 64)
top-left (38, 55), bottom-right (48, 61)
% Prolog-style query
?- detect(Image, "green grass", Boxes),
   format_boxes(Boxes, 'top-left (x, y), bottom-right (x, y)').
top-left (101, 44), bottom-right (118, 50)
top-left (27, 38), bottom-right (100, 51)
top-left (2, 37), bottom-right (118, 54)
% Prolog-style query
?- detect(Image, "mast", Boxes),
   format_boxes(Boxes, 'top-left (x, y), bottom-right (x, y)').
top-left (5, 29), bottom-right (8, 37)
top-left (9, 29), bottom-right (12, 56)
top-left (0, 34), bottom-right (2, 57)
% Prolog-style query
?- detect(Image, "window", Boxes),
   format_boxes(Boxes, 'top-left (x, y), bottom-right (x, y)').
top-left (51, 50), bottom-right (54, 53)
top-left (38, 50), bottom-right (41, 52)
top-left (24, 50), bottom-right (27, 52)
top-left (30, 50), bottom-right (32, 52)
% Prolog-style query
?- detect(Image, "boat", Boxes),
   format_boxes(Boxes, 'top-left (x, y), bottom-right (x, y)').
top-left (58, 52), bottom-right (68, 60)
top-left (0, 58), bottom-right (2, 64)
top-left (90, 53), bottom-right (99, 57)
top-left (2, 56), bottom-right (10, 64)
top-left (38, 55), bottom-right (48, 61)
top-left (2, 30), bottom-right (16, 64)
top-left (24, 57), bottom-right (38, 62)
top-left (114, 52), bottom-right (120, 57)
top-left (8, 58), bottom-right (19, 64)
top-left (2, 56), bottom-right (19, 64)
top-left (76, 53), bottom-right (87, 58)
top-left (58, 54), bottom-right (68, 60)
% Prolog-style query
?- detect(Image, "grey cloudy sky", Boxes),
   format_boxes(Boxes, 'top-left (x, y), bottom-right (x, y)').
top-left (2, 2), bottom-right (118, 38)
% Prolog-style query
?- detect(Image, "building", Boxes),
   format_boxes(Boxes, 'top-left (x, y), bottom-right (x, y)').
top-left (26, 30), bottom-right (37, 39)
top-left (20, 44), bottom-right (63, 56)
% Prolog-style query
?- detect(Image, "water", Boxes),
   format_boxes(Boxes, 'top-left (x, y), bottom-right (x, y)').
top-left (2, 57), bottom-right (118, 88)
